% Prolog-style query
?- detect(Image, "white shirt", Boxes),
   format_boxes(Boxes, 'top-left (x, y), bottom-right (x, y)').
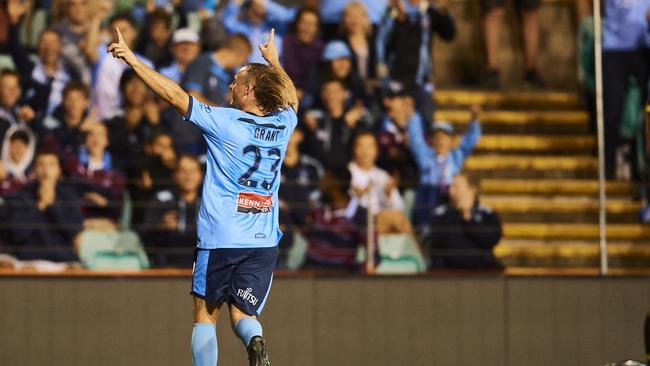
top-left (91, 45), bottom-right (153, 120)
top-left (348, 162), bottom-right (404, 215)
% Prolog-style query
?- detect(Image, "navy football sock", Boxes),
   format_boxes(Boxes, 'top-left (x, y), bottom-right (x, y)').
top-left (235, 317), bottom-right (263, 346)
top-left (192, 323), bottom-right (218, 366)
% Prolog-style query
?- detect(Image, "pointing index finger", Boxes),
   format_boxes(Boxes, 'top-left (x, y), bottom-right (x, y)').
top-left (268, 28), bottom-right (275, 46)
top-left (115, 26), bottom-right (124, 44)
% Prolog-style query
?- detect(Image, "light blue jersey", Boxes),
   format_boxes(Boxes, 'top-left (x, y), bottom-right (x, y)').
top-left (184, 97), bottom-right (298, 249)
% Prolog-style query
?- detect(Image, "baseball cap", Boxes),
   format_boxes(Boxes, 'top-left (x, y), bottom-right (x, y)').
top-left (172, 28), bottom-right (199, 44)
top-left (432, 121), bottom-right (455, 135)
top-left (322, 40), bottom-right (352, 62)
top-left (384, 80), bottom-right (412, 98)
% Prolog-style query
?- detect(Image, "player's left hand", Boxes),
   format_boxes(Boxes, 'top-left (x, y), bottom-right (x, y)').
top-left (108, 27), bottom-right (138, 67)
top-left (259, 28), bottom-right (280, 67)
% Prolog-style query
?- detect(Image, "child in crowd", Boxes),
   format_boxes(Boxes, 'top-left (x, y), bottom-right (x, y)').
top-left (408, 105), bottom-right (482, 229)
top-left (302, 168), bottom-right (367, 271)
top-left (0, 127), bottom-right (35, 197)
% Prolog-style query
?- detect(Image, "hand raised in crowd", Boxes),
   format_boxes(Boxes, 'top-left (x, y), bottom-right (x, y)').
top-left (84, 192), bottom-right (109, 207)
top-left (303, 110), bottom-right (321, 131)
top-left (352, 181), bottom-right (372, 198)
top-left (344, 101), bottom-right (366, 128)
top-left (457, 191), bottom-right (476, 221)
top-left (384, 176), bottom-right (397, 199)
top-left (161, 211), bottom-right (179, 230)
top-left (37, 182), bottom-right (57, 211)
top-left (18, 105), bottom-right (35, 123)
top-left (7, 0), bottom-right (29, 24)
top-left (469, 104), bottom-right (482, 121)
top-left (107, 27), bottom-right (139, 67)
top-left (79, 115), bottom-right (97, 132)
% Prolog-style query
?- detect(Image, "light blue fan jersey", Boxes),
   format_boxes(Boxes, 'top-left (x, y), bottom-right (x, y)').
top-left (184, 96), bottom-right (298, 249)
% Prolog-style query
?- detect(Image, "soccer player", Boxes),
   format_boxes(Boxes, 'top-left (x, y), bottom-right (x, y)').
top-left (108, 28), bottom-right (298, 366)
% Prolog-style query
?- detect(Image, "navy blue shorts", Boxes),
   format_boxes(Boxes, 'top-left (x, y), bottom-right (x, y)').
top-left (191, 247), bottom-right (278, 316)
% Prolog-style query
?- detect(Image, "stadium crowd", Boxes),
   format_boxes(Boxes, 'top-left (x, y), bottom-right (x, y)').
top-left (0, 0), bottom-right (645, 272)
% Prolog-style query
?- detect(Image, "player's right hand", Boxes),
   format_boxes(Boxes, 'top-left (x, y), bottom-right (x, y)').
top-left (259, 28), bottom-right (280, 67)
top-left (107, 27), bottom-right (138, 67)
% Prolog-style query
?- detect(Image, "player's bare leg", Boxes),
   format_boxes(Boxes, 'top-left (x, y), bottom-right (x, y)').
top-left (192, 296), bottom-right (221, 366)
top-left (230, 305), bottom-right (271, 366)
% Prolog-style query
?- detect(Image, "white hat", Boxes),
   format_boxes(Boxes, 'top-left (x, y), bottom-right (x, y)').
top-left (172, 28), bottom-right (199, 44)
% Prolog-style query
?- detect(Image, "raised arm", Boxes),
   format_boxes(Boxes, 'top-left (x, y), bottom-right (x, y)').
top-left (108, 27), bottom-right (190, 116)
top-left (406, 111), bottom-right (435, 169)
top-left (258, 28), bottom-right (299, 112)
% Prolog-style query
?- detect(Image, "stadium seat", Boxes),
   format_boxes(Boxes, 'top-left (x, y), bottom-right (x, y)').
top-left (286, 232), bottom-right (308, 270)
top-left (375, 234), bottom-right (426, 274)
top-left (78, 230), bottom-right (150, 270)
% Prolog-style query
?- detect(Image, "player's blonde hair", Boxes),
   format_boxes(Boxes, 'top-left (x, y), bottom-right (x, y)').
top-left (240, 63), bottom-right (293, 114)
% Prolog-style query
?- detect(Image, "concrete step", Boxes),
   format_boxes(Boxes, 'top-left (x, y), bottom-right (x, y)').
top-left (502, 223), bottom-right (650, 240)
top-left (480, 179), bottom-right (632, 196)
top-left (476, 135), bottom-right (594, 153)
top-left (435, 90), bottom-right (581, 109)
top-left (465, 155), bottom-right (598, 171)
top-left (495, 239), bottom-right (650, 267)
top-left (437, 109), bottom-right (588, 125)
top-left (482, 195), bottom-right (640, 215)
top-left (499, 212), bottom-right (639, 224)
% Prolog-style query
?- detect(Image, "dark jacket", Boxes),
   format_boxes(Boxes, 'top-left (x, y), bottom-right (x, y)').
top-left (140, 189), bottom-right (200, 268)
top-left (425, 203), bottom-right (503, 270)
top-left (377, 4), bottom-right (455, 90)
top-left (300, 107), bottom-right (372, 170)
top-left (8, 182), bottom-right (84, 262)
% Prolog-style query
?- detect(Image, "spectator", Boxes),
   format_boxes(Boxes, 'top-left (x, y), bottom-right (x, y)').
top-left (376, 88), bottom-right (419, 192)
top-left (159, 28), bottom-right (202, 84)
top-left (320, 40), bottom-right (367, 104)
top-left (39, 80), bottom-right (94, 155)
top-left (221, 0), bottom-right (296, 63)
top-left (377, 0), bottom-right (456, 127)
top-left (319, 0), bottom-right (388, 40)
top-left (7, 3), bottom-right (79, 117)
top-left (51, 0), bottom-right (100, 84)
top-left (338, 2), bottom-right (377, 84)
top-left (64, 122), bottom-right (125, 224)
top-left (107, 70), bottom-right (162, 172)
top-left (302, 168), bottom-right (367, 271)
top-left (601, 0), bottom-right (650, 179)
top-left (182, 33), bottom-right (252, 105)
top-left (480, 0), bottom-right (545, 87)
top-left (141, 155), bottom-right (202, 268)
top-left (349, 131), bottom-right (414, 235)
top-left (136, 6), bottom-right (189, 68)
top-left (130, 131), bottom-right (177, 226)
top-left (86, 12), bottom-right (154, 120)
top-left (0, 69), bottom-right (35, 142)
top-left (277, 128), bottom-right (323, 268)
top-left (424, 174), bottom-right (503, 270)
top-left (348, 132), bottom-right (404, 214)
top-left (407, 105), bottom-right (481, 229)
top-left (8, 148), bottom-right (84, 262)
top-left (0, 127), bottom-right (36, 197)
top-left (281, 6), bottom-right (324, 108)
top-left (301, 79), bottom-right (371, 169)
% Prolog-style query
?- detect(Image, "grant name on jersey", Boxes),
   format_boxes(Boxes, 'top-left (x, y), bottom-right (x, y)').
top-left (254, 128), bottom-right (279, 142)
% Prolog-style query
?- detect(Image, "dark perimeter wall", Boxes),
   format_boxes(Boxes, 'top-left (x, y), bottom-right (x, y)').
top-left (1, 275), bottom-right (649, 366)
